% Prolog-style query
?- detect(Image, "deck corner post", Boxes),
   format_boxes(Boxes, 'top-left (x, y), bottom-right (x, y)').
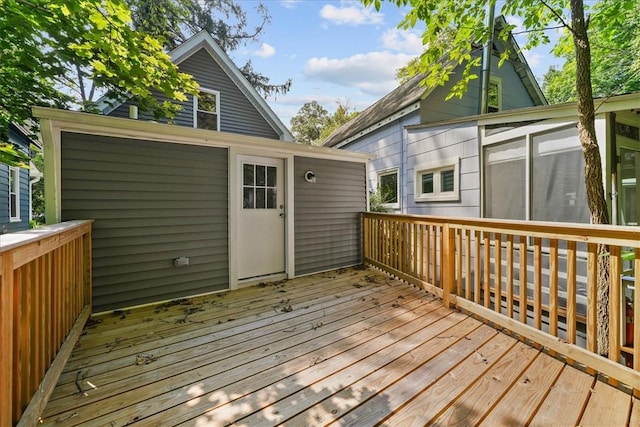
top-left (442, 223), bottom-right (456, 309)
top-left (1, 251), bottom-right (15, 426)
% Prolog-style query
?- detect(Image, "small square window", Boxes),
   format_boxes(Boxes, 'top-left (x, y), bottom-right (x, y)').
top-left (415, 158), bottom-right (459, 202)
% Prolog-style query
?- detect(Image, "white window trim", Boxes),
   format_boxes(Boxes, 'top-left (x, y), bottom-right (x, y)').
top-left (377, 168), bottom-right (400, 209)
top-left (193, 88), bottom-right (220, 131)
top-left (414, 157), bottom-right (460, 202)
top-left (9, 166), bottom-right (20, 222)
top-left (489, 76), bottom-right (503, 112)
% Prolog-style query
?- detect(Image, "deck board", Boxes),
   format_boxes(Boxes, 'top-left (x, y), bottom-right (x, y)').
top-left (39, 266), bottom-right (635, 426)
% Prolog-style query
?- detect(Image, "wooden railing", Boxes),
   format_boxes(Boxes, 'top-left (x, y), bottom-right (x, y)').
top-left (0, 220), bottom-right (92, 426)
top-left (363, 213), bottom-right (640, 391)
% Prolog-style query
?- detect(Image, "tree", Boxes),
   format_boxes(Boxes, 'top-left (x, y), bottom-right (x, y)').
top-left (320, 100), bottom-right (360, 141)
top-left (290, 101), bottom-right (330, 145)
top-left (125, 0), bottom-right (292, 98)
top-left (291, 100), bottom-right (360, 145)
top-left (1, 0), bottom-right (199, 164)
top-left (362, 0), bottom-right (634, 356)
top-left (543, 1), bottom-right (640, 103)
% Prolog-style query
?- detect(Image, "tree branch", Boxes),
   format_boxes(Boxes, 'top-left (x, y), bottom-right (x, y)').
top-left (539, 0), bottom-right (577, 37)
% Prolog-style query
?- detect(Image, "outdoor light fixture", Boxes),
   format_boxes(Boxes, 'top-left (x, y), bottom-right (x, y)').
top-left (304, 170), bottom-right (316, 183)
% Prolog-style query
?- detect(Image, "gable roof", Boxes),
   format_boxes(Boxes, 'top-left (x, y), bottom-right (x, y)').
top-left (322, 17), bottom-right (546, 148)
top-left (100, 31), bottom-right (293, 141)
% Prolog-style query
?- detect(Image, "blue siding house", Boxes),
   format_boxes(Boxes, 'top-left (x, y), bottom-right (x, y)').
top-left (323, 18), bottom-right (546, 215)
top-left (0, 124), bottom-right (32, 234)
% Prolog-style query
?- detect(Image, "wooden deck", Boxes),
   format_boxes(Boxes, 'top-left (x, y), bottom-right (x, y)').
top-left (40, 267), bottom-right (639, 426)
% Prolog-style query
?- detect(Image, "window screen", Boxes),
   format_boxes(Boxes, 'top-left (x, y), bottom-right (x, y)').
top-left (484, 139), bottom-right (526, 220)
top-left (532, 126), bottom-right (589, 223)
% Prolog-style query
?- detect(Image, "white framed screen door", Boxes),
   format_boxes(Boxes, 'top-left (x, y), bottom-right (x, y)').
top-left (237, 155), bottom-right (285, 279)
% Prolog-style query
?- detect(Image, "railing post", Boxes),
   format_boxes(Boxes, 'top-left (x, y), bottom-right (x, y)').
top-left (1, 251), bottom-right (15, 426)
top-left (442, 223), bottom-right (456, 309)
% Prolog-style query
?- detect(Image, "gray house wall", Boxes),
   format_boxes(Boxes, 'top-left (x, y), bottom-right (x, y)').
top-left (108, 48), bottom-right (280, 140)
top-left (421, 54), bottom-right (536, 123)
top-left (406, 121), bottom-right (480, 217)
top-left (294, 157), bottom-right (366, 275)
top-left (60, 132), bottom-right (229, 312)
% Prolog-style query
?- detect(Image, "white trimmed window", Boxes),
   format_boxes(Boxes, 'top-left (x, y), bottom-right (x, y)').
top-left (194, 88), bottom-right (220, 131)
top-left (9, 166), bottom-right (20, 221)
top-left (377, 168), bottom-right (399, 209)
top-left (488, 77), bottom-right (502, 113)
top-left (414, 158), bottom-right (460, 202)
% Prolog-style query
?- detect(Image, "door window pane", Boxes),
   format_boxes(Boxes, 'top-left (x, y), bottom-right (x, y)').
top-left (256, 165), bottom-right (266, 186)
top-left (243, 164), bottom-right (254, 186)
top-left (267, 188), bottom-right (277, 209)
top-left (267, 166), bottom-right (277, 187)
top-left (484, 139), bottom-right (526, 220)
top-left (256, 188), bottom-right (266, 209)
top-left (243, 187), bottom-right (254, 209)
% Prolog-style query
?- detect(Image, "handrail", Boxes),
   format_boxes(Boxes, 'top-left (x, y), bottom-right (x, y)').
top-left (0, 220), bottom-right (93, 426)
top-left (363, 212), bottom-right (640, 391)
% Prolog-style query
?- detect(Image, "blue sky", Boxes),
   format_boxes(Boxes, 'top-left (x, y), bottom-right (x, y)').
top-left (228, 0), bottom-right (564, 126)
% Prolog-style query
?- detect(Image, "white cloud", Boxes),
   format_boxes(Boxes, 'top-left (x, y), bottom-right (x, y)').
top-left (320, 2), bottom-right (384, 26)
top-left (280, 0), bottom-right (301, 8)
top-left (253, 43), bottom-right (276, 58)
top-left (381, 29), bottom-right (423, 54)
top-left (304, 51), bottom-right (415, 96)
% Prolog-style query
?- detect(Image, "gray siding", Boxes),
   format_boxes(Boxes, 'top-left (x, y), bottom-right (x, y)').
top-left (108, 48), bottom-right (280, 140)
top-left (294, 157), bottom-right (366, 275)
top-left (406, 121), bottom-right (481, 217)
top-left (421, 53), bottom-right (537, 123)
top-left (61, 132), bottom-right (229, 312)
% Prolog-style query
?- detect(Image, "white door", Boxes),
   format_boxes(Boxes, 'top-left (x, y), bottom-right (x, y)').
top-left (238, 156), bottom-right (285, 279)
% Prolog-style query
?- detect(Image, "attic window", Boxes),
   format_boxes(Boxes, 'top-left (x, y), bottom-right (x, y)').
top-left (194, 89), bottom-right (220, 131)
top-left (488, 78), bottom-right (502, 113)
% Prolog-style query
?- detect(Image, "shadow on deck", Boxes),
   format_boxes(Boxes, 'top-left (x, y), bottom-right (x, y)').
top-left (40, 267), bottom-right (639, 426)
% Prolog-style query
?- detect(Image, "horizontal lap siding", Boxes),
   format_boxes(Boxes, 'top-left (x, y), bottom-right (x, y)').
top-left (294, 157), bottom-right (366, 275)
top-left (179, 49), bottom-right (280, 139)
top-left (61, 132), bottom-right (229, 312)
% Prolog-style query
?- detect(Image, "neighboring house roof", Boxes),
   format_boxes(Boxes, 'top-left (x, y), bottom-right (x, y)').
top-left (322, 17), bottom-right (546, 148)
top-left (100, 30), bottom-right (293, 141)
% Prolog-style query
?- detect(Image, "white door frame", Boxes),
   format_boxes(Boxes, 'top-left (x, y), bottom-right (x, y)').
top-left (228, 147), bottom-right (295, 289)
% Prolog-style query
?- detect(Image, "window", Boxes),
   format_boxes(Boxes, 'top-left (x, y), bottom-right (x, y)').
top-left (488, 78), bottom-right (502, 113)
top-left (9, 166), bottom-right (20, 221)
top-left (194, 89), bottom-right (220, 131)
top-left (414, 158), bottom-right (459, 202)
top-left (377, 169), bottom-right (399, 208)
top-left (532, 126), bottom-right (589, 223)
top-left (483, 125), bottom-right (589, 223)
top-left (484, 139), bottom-right (526, 220)
top-left (243, 163), bottom-right (277, 209)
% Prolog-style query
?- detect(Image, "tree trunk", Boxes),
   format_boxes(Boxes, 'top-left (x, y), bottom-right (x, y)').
top-left (570, 0), bottom-right (611, 357)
